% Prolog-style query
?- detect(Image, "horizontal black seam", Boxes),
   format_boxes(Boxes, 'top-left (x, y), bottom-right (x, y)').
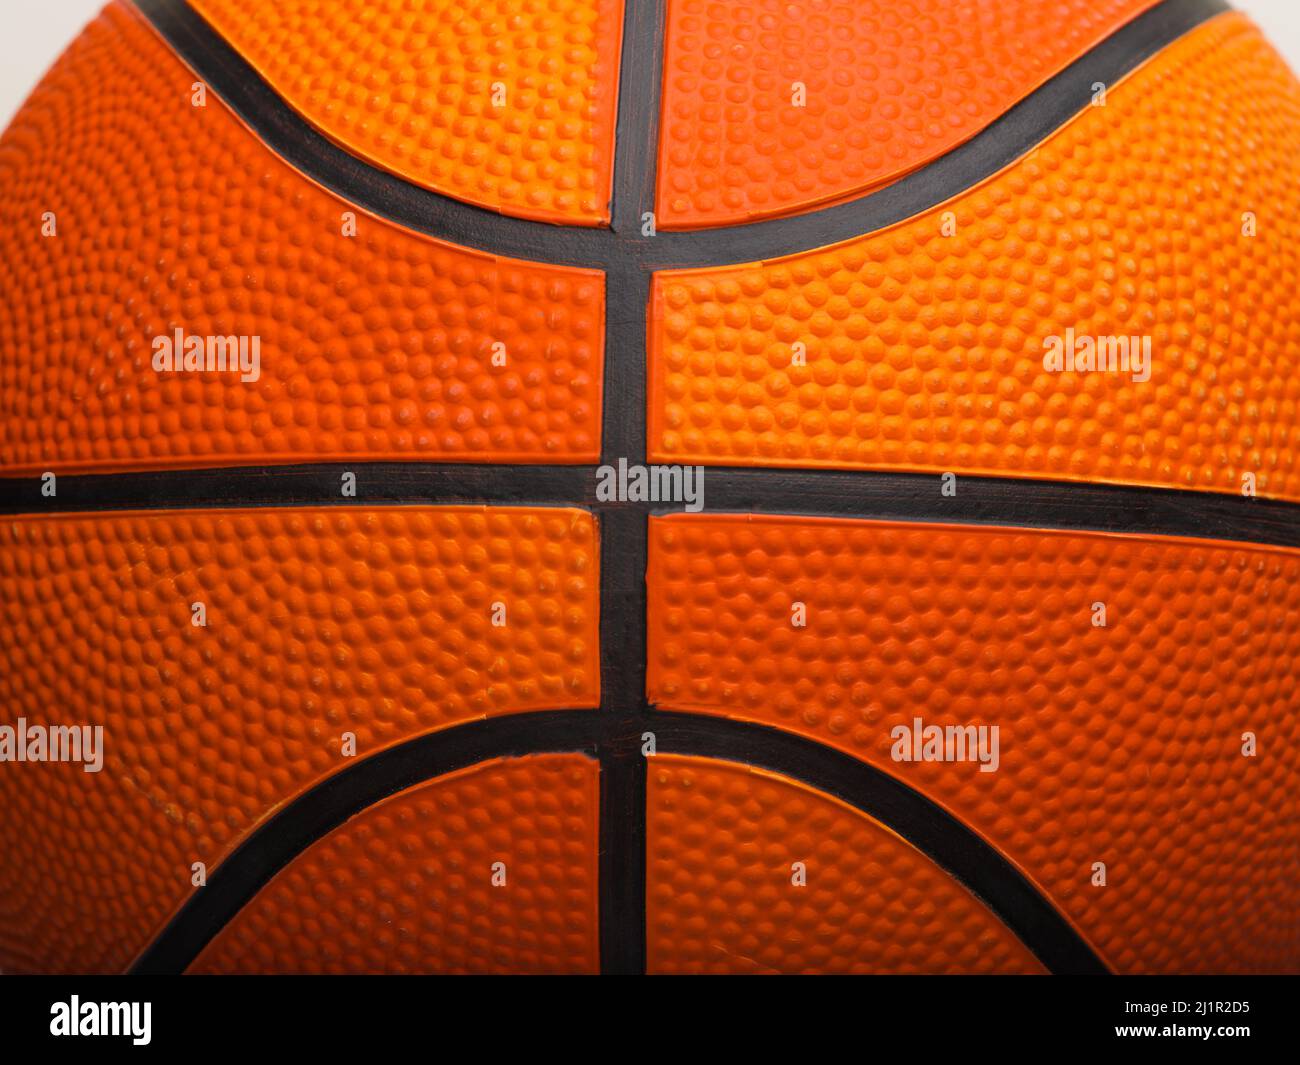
top-left (128, 0), bottom-right (1229, 269)
top-left (4, 464), bottom-right (1298, 551)
top-left (128, 709), bottom-right (1107, 975)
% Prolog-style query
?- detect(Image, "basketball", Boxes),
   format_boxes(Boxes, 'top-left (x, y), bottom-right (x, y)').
top-left (1, 0), bottom-right (1298, 976)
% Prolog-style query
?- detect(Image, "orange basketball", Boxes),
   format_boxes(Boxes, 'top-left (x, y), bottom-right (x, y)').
top-left (1, 0), bottom-right (1298, 976)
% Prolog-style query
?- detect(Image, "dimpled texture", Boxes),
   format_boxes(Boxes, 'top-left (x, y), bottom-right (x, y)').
top-left (0, 3), bottom-right (603, 475)
top-left (646, 515), bottom-right (1300, 973)
top-left (650, 15), bottom-right (1300, 502)
top-left (190, 754), bottom-right (600, 974)
top-left (647, 756), bottom-right (1046, 974)
top-left (190, 0), bottom-right (624, 225)
top-left (0, 506), bottom-right (599, 973)
top-left (655, 0), bottom-right (1157, 227)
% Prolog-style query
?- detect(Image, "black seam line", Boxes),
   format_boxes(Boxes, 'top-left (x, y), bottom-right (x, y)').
top-left (596, 0), bottom-right (662, 975)
top-left (130, 0), bottom-right (1228, 270)
top-left (597, 735), bottom-right (647, 975)
top-left (596, 506), bottom-right (650, 974)
top-left (646, 0), bottom-right (1231, 266)
top-left (128, 710), bottom-right (607, 975)
top-left (127, 709), bottom-right (1107, 976)
top-left (610, 0), bottom-right (667, 238)
top-left (648, 713), bottom-right (1111, 976)
top-left (5, 465), bottom-right (1300, 551)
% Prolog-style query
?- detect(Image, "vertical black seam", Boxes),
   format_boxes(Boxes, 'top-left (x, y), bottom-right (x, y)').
top-left (596, 0), bottom-right (667, 974)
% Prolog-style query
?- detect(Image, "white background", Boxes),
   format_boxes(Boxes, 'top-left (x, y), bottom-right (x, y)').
top-left (2, 0), bottom-right (1300, 134)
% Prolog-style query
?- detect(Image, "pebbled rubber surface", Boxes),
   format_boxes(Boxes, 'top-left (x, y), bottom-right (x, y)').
top-left (649, 14), bottom-right (1300, 502)
top-left (2, 0), bottom-right (1299, 979)
top-left (190, 754), bottom-right (601, 974)
top-left (655, 0), bottom-right (1159, 228)
top-left (0, 506), bottom-right (599, 973)
top-left (0, 3), bottom-right (604, 476)
top-left (189, 0), bottom-right (625, 226)
top-left (646, 514), bottom-right (1300, 973)
top-left (646, 756), bottom-right (1046, 973)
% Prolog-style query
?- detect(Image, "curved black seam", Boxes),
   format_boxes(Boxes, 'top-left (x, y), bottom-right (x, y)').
top-left (647, 0), bottom-right (1231, 266)
top-left (6, 465), bottom-right (1300, 552)
top-left (128, 709), bottom-right (1108, 975)
top-left (128, 0), bottom-right (1229, 268)
top-left (128, 710), bottom-right (606, 975)
top-left (650, 714), bottom-right (1111, 975)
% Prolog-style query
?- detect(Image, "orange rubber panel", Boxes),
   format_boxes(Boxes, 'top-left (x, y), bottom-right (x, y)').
top-left (646, 514), bottom-right (1300, 973)
top-left (0, 3), bottom-right (603, 476)
top-left (647, 755), bottom-right (1046, 974)
top-left (650, 14), bottom-right (1300, 502)
top-left (190, 754), bottom-right (600, 974)
top-left (655, 0), bottom-right (1158, 228)
top-left (0, 506), bottom-right (599, 973)
top-left (190, 0), bottom-right (625, 225)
